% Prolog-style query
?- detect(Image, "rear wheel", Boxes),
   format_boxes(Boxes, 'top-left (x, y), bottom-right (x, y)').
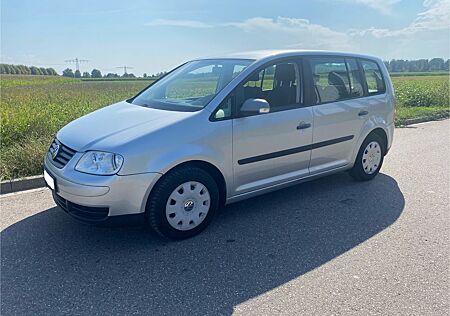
top-left (146, 167), bottom-right (219, 240)
top-left (350, 133), bottom-right (385, 181)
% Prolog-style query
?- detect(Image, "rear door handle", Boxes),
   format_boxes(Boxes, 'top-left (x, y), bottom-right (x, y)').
top-left (297, 122), bottom-right (311, 130)
top-left (358, 110), bottom-right (369, 116)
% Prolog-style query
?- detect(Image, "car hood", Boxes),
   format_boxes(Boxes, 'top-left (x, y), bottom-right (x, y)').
top-left (57, 101), bottom-right (194, 152)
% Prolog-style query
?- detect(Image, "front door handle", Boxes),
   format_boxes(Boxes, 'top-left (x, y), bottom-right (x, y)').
top-left (297, 122), bottom-right (311, 130)
top-left (358, 110), bottom-right (369, 116)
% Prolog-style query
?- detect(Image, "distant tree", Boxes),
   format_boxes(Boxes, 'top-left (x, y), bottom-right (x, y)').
top-left (82, 71), bottom-right (91, 78)
top-left (8, 64), bottom-right (17, 74)
top-left (104, 73), bottom-right (119, 78)
top-left (17, 65), bottom-right (27, 74)
top-left (390, 59), bottom-right (407, 72)
top-left (444, 59), bottom-right (449, 71)
top-left (10, 65), bottom-right (19, 74)
top-left (410, 59), bottom-right (429, 72)
top-left (62, 68), bottom-right (75, 77)
top-left (5, 64), bottom-right (13, 74)
top-left (91, 69), bottom-right (102, 78)
top-left (407, 60), bottom-right (419, 72)
top-left (39, 67), bottom-right (48, 75)
top-left (122, 73), bottom-right (136, 78)
top-left (428, 58), bottom-right (445, 71)
top-left (0, 64), bottom-right (57, 76)
top-left (46, 68), bottom-right (57, 75)
top-left (17, 65), bottom-right (29, 75)
top-left (74, 70), bottom-right (81, 78)
top-left (104, 72), bottom-right (120, 78)
top-left (418, 59), bottom-right (429, 72)
top-left (13, 64), bottom-right (22, 75)
top-left (384, 58), bottom-right (445, 73)
top-left (143, 73), bottom-right (147, 78)
top-left (29, 66), bottom-right (39, 75)
top-left (15, 65), bottom-right (23, 74)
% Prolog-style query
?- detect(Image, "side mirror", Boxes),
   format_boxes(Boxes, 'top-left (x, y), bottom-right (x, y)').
top-left (240, 98), bottom-right (270, 115)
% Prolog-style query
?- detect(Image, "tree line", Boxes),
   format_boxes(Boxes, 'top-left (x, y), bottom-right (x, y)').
top-left (0, 64), bottom-right (58, 75)
top-left (62, 68), bottom-right (142, 78)
top-left (62, 68), bottom-right (166, 79)
top-left (62, 68), bottom-right (104, 78)
top-left (384, 58), bottom-right (449, 73)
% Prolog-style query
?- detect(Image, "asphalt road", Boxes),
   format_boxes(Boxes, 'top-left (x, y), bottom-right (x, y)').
top-left (1, 120), bottom-right (449, 315)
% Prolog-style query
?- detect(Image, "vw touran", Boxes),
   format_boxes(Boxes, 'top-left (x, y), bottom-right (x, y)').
top-left (44, 50), bottom-right (395, 239)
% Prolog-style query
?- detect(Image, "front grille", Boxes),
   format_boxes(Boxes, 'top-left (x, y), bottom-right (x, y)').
top-left (53, 192), bottom-right (109, 222)
top-left (48, 138), bottom-right (77, 168)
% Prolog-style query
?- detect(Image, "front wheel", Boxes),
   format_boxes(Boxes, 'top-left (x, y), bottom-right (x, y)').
top-left (350, 133), bottom-right (385, 181)
top-left (146, 167), bottom-right (219, 240)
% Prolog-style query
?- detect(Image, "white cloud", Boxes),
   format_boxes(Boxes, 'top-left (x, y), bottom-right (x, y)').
top-left (226, 17), bottom-right (351, 50)
top-left (144, 1), bottom-right (449, 59)
top-left (145, 19), bottom-right (212, 28)
top-left (145, 16), bottom-right (351, 50)
top-left (343, 0), bottom-right (402, 14)
top-left (350, 0), bottom-right (449, 37)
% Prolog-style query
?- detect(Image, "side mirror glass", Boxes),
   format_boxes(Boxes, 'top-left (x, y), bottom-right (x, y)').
top-left (240, 98), bottom-right (270, 115)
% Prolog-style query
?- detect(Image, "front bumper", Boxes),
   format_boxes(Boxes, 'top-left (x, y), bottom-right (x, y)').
top-left (53, 191), bottom-right (110, 221)
top-left (44, 155), bottom-right (162, 220)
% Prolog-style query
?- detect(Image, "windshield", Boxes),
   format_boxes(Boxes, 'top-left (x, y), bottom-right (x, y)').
top-left (132, 59), bottom-right (254, 111)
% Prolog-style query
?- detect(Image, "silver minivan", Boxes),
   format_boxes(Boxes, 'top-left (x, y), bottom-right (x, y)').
top-left (44, 50), bottom-right (395, 239)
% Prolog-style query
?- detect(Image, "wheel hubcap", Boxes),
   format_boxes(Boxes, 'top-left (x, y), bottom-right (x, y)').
top-left (183, 200), bottom-right (195, 212)
top-left (362, 141), bottom-right (382, 174)
top-left (165, 181), bottom-right (211, 231)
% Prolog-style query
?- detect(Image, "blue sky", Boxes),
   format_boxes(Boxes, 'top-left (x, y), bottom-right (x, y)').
top-left (1, 0), bottom-right (449, 75)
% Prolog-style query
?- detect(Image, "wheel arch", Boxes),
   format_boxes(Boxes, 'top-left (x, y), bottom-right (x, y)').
top-left (146, 160), bottom-right (228, 209)
top-left (350, 123), bottom-right (390, 169)
top-left (369, 128), bottom-right (388, 154)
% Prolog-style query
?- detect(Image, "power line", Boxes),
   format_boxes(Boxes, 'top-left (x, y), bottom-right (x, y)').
top-left (64, 58), bottom-right (89, 72)
top-left (116, 65), bottom-right (133, 75)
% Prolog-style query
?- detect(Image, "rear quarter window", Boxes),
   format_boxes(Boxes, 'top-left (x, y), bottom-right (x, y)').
top-left (360, 60), bottom-right (386, 95)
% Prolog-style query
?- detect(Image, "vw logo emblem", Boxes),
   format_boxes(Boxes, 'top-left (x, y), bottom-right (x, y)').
top-left (51, 143), bottom-right (60, 160)
top-left (184, 200), bottom-right (195, 212)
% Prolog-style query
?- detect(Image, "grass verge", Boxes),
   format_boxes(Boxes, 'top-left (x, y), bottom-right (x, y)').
top-left (395, 106), bottom-right (450, 126)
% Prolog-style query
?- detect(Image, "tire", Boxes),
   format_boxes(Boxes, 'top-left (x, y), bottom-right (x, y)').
top-left (146, 167), bottom-right (220, 240)
top-left (350, 133), bottom-right (385, 181)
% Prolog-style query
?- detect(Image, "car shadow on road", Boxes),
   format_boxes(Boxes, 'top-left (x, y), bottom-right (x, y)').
top-left (1, 172), bottom-right (404, 315)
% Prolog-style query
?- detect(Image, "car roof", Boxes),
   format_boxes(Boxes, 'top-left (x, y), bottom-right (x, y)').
top-left (195, 49), bottom-right (382, 63)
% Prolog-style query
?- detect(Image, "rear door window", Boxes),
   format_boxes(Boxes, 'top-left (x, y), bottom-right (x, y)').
top-left (308, 57), bottom-right (350, 104)
top-left (360, 60), bottom-right (386, 95)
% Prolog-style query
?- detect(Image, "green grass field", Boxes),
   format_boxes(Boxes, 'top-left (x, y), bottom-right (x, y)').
top-left (1, 74), bottom-right (449, 179)
top-left (393, 75), bottom-right (450, 125)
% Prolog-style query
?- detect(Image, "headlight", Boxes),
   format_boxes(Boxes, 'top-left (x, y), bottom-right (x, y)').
top-left (75, 151), bottom-right (124, 175)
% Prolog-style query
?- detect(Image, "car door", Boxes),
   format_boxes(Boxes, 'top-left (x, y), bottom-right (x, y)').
top-left (230, 59), bottom-right (313, 196)
top-left (306, 56), bottom-right (369, 174)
